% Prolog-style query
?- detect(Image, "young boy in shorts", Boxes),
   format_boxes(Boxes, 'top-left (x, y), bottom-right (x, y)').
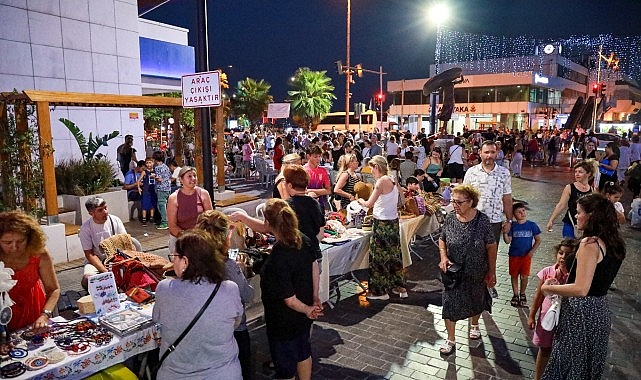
top-left (503, 202), bottom-right (542, 307)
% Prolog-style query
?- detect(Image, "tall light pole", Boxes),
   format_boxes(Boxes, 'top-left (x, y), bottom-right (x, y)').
top-left (428, 3), bottom-right (449, 134)
top-left (344, 0), bottom-right (352, 131)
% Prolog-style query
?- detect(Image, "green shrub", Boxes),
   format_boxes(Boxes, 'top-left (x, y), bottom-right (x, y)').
top-left (55, 158), bottom-right (116, 196)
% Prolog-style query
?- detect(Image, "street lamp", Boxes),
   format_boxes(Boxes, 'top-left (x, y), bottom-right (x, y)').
top-left (344, 0), bottom-right (352, 131)
top-left (427, 2), bottom-right (449, 134)
top-left (429, 3), bottom-right (449, 76)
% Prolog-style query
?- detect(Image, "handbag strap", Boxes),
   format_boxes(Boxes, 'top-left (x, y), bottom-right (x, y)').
top-left (157, 281), bottom-right (221, 366)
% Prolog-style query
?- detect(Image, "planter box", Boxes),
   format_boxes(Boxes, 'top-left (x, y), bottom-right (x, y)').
top-left (62, 189), bottom-right (129, 225)
top-left (42, 223), bottom-right (67, 264)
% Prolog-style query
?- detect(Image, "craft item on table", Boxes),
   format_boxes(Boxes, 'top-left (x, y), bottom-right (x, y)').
top-left (88, 271), bottom-right (121, 316)
top-left (126, 287), bottom-right (154, 304)
top-left (0, 361), bottom-right (26, 378)
top-left (107, 250), bottom-right (161, 293)
top-left (361, 215), bottom-right (374, 231)
top-left (321, 236), bottom-right (351, 245)
top-left (353, 181), bottom-right (373, 201)
top-left (24, 356), bottom-right (48, 371)
top-left (8, 347), bottom-right (27, 359)
top-left (0, 262), bottom-right (17, 334)
top-left (325, 220), bottom-right (347, 236)
top-left (326, 211), bottom-right (347, 226)
top-left (76, 295), bottom-right (96, 315)
top-left (38, 346), bottom-right (66, 364)
top-left (346, 201), bottom-right (367, 227)
top-left (99, 307), bottom-right (153, 336)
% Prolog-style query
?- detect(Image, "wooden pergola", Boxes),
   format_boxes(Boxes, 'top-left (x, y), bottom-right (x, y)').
top-left (0, 90), bottom-right (224, 223)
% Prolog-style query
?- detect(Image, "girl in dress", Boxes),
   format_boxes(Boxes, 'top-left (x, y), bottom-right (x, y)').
top-left (528, 239), bottom-right (576, 380)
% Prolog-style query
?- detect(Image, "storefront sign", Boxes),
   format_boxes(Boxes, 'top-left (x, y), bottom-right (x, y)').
top-left (182, 71), bottom-right (222, 108)
top-left (535, 73), bottom-right (549, 84)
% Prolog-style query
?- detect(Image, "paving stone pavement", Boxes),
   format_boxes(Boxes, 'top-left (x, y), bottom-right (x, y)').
top-left (55, 155), bottom-right (641, 379)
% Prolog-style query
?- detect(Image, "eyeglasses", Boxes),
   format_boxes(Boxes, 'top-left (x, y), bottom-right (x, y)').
top-left (168, 254), bottom-right (182, 261)
top-left (451, 199), bottom-right (470, 205)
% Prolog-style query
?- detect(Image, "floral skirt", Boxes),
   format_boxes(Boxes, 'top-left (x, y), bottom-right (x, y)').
top-left (368, 218), bottom-right (405, 295)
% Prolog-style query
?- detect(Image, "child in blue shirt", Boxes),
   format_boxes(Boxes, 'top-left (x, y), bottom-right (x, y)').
top-left (503, 202), bottom-right (542, 307)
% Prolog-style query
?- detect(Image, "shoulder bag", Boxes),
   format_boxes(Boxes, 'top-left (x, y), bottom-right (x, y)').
top-left (153, 282), bottom-right (221, 373)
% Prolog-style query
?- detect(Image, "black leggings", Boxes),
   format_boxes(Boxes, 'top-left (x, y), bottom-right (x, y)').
top-left (234, 329), bottom-right (252, 380)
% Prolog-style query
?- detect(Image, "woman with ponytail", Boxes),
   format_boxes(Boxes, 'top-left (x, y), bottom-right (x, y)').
top-left (260, 199), bottom-right (323, 380)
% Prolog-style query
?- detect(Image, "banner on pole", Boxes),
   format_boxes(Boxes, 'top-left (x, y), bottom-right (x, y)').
top-left (267, 103), bottom-right (291, 119)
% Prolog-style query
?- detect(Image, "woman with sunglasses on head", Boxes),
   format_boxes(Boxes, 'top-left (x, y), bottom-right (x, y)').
top-left (0, 211), bottom-right (60, 331)
top-left (357, 155), bottom-right (406, 301)
top-left (153, 230), bottom-right (243, 380)
top-left (166, 166), bottom-right (214, 255)
top-left (541, 193), bottom-right (625, 379)
top-left (437, 184), bottom-right (497, 355)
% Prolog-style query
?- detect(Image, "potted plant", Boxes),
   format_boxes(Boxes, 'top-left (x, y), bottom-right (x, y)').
top-left (56, 118), bottom-right (128, 224)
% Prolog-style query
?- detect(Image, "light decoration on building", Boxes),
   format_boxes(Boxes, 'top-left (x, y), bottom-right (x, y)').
top-left (437, 28), bottom-right (641, 83)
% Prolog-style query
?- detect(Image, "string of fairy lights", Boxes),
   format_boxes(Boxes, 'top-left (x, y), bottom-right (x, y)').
top-left (438, 28), bottom-right (641, 83)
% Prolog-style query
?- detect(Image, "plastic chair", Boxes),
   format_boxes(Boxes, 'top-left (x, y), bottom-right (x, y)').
top-left (255, 202), bottom-right (266, 219)
top-left (233, 155), bottom-right (243, 178)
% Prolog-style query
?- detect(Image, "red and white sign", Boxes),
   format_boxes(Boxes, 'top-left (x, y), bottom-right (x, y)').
top-left (181, 71), bottom-right (222, 108)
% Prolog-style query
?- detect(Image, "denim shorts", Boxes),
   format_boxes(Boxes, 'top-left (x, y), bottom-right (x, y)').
top-left (268, 328), bottom-right (312, 379)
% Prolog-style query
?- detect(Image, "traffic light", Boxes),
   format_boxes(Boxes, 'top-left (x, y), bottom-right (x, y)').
top-left (592, 83), bottom-right (600, 94)
top-left (220, 72), bottom-right (229, 89)
top-left (355, 64), bottom-right (363, 78)
top-left (375, 92), bottom-right (385, 105)
top-left (335, 60), bottom-right (344, 75)
top-left (600, 82), bottom-right (607, 96)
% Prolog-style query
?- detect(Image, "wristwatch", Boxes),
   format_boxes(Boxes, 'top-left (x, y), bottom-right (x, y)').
top-left (42, 310), bottom-right (53, 318)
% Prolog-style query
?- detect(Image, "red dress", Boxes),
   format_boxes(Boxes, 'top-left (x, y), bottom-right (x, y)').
top-left (8, 256), bottom-right (45, 331)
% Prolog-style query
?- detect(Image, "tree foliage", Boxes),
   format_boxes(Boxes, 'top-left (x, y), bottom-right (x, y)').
top-left (288, 67), bottom-right (336, 131)
top-left (142, 92), bottom-right (194, 130)
top-left (59, 118), bottom-right (119, 162)
top-left (233, 78), bottom-right (273, 126)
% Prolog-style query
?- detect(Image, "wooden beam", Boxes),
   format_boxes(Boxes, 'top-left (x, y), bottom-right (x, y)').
top-left (23, 90), bottom-right (182, 108)
top-left (15, 102), bottom-right (36, 212)
top-left (35, 101), bottom-right (58, 223)
top-left (0, 101), bottom-right (15, 210)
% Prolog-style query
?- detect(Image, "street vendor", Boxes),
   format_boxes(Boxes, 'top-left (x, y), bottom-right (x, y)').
top-left (0, 211), bottom-right (60, 331)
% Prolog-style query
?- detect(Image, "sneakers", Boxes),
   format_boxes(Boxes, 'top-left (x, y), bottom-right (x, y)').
top-left (156, 223), bottom-right (169, 230)
top-left (365, 292), bottom-right (390, 300)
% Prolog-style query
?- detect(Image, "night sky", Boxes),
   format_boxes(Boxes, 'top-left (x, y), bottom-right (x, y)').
top-left (144, 0), bottom-right (641, 109)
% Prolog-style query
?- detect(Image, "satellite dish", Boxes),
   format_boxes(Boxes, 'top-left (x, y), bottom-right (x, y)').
top-left (423, 67), bottom-right (463, 95)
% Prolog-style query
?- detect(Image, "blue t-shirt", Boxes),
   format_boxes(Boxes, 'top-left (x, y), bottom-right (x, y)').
top-left (507, 220), bottom-right (541, 257)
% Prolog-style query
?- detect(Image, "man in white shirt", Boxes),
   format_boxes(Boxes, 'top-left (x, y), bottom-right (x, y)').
top-left (463, 140), bottom-right (513, 244)
top-left (79, 196), bottom-right (127, 289)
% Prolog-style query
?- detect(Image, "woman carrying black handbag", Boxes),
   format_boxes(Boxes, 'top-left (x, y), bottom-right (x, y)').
top-left (437, 185), bottom-right (497, 355)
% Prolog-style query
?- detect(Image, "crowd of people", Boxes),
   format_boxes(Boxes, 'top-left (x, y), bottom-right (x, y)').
top-left (2, 123), bottom-right (638, 379)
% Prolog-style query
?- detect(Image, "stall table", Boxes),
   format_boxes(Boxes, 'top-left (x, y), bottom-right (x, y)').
top-left (319, 214), bottom-right (441, 304)
top-left (10, 304), bottom-right (157, 380)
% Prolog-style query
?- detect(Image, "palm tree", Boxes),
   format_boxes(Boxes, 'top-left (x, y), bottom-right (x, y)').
top-left (233, 78), bottom-right (273, 126)
top-left (288, 67), bottom-right (336, 132)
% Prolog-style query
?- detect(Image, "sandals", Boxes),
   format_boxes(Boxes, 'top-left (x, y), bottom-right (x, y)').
top-left (469, 324), bottom-right (481, 340)
top-left (510, 294), bottom-right (520, 307)
top-left (520, 293), bottom-right (527, 307)
top-left (439, 339), bottom-right (456, 355)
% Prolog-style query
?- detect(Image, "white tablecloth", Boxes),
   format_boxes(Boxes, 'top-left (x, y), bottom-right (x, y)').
top-left (17, 304), bottom-right (158, 380)
top-left (318, 214), bottom-right (440, 303)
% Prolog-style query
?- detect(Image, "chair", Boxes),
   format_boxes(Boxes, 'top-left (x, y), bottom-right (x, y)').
top-left (255, 157), bottom-right (278, 188)
top-left (255, 202), bottom-right (266, 219)
top-left (222, 207), bottom-right (247, 216)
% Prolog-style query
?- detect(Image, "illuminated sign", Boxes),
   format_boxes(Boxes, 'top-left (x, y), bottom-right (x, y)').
top-left (535, 73), bottom-right (549, 84)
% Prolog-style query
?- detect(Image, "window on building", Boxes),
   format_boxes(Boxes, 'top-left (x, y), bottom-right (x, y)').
top-left (496, 86), bottom-right (529, 102)
top-left (469, 87), bottom-right (495, 103)
top-left (454, 88), bottom-right (468, 103)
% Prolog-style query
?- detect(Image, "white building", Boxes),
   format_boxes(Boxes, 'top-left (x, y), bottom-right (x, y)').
top-left (0, 0), bottom-right (193, 179)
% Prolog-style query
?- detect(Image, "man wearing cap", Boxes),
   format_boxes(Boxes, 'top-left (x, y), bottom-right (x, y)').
top-left (79, 197), bottom-right (127, 290)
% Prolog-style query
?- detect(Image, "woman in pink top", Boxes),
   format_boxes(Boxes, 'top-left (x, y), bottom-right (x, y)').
top-left (167, 167), bottom-right (213, 253)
